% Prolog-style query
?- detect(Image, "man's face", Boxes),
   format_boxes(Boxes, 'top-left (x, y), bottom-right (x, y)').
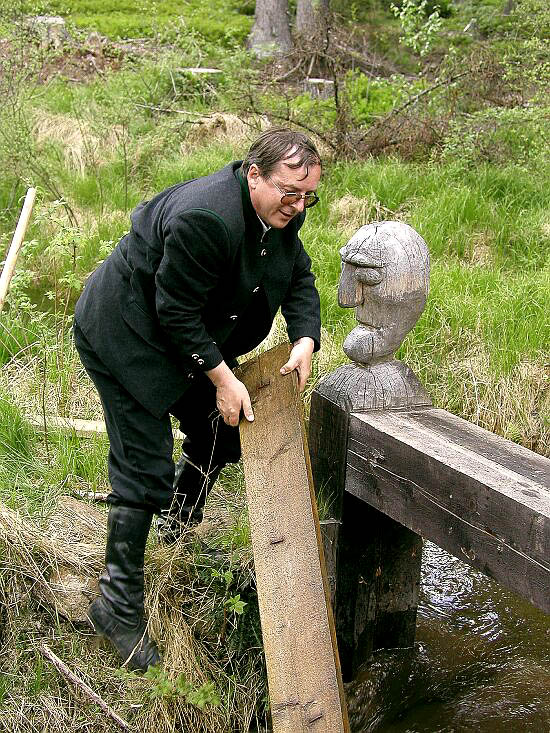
top-left (247, 154), bottom-right (321, 229)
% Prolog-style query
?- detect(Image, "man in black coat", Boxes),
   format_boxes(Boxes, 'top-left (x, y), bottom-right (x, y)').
top-left (73, 127), bottom-right (322, 670)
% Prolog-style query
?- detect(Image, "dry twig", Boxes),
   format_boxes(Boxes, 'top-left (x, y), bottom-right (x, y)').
top-left (40, 644), bottom-right (132, 731)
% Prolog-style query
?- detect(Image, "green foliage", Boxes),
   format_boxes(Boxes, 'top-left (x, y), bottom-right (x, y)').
top-left (438, 106), bottom-right (550, 167)
top-left (23, 0), bottom-right (252, 43)
top-left (117, 665), bottom-right (221, 707)
top-left (0, 395), bottom-right (33, 460)
top-left (390, 0), bottom-right (443, 56)
top-left (225, 593), bottom-right (247, 615)
top-left (288, 93), bottom-right (337, 129)
top-left (345, 73), bottom-right (425, 125)
top-left (0, 674), bottom-right (9, 704)
top-left (27, 657), bottom-right (50, 696)
top-left (187, 681), bottom-right (221, 709)
top-left (502, 0), bottom-right (550, 104)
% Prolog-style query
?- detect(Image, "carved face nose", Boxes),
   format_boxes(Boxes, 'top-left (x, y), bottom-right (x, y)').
top-left (338, 262), bottom-right (363, 307)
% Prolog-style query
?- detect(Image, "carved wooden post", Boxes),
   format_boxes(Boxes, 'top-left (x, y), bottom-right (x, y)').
top-left (309, 221), bottom-right (431, 681)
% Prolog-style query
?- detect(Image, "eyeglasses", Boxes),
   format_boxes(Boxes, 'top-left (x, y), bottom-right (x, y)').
top-left (265, 174), bottom-right (320, 209)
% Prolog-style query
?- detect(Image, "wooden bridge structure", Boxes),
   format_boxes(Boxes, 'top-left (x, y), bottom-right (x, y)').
top-left (308, 221), bottom-right (549, 681)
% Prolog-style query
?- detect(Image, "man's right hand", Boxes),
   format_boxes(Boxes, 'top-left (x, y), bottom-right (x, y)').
top-left (206, 362), bottom-right (254, 426)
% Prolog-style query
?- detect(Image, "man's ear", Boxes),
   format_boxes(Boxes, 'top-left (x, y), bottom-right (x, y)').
top-left (247, 164), bottom-right (260, 189)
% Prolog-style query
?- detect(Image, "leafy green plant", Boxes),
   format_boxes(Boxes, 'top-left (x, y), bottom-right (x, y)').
top-left (390, 0), bottom-right (443, 56)
top-left (117, 665), bottom-right (221, 707)
top-left (225, 593), bottom-right (247, 615)
top-left (345, 73), bottom-right (426, 125)
top-left (437, 106), bottom-right (550, 167)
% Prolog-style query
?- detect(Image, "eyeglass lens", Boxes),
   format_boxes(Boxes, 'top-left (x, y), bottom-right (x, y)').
top-left (281, 192), bottom-right (318, 208)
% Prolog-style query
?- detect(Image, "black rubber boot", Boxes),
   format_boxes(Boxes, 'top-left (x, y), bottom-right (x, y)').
top-left (88, 505), bottom-right (160, 672)
top-left (156, 444), bottom-right (222, 544)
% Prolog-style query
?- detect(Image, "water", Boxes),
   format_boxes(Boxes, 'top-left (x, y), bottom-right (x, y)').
top-left (347, 541), bottom-right (550, 732)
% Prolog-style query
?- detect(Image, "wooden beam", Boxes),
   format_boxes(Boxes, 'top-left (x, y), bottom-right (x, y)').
top-left (26, 415), bottom-right (185, 441)
top-left (346, 407), bottom-right (550, 614)
top-left (238, 344), bottom-right (349, 733)
top-left (310, 373), bottom-right (428, 678)
top-left (332, 493), bottom-right (422, 680)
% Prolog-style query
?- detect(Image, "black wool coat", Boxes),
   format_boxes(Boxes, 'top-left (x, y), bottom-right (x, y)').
top-left (74, 161), bottom-right (321, 418)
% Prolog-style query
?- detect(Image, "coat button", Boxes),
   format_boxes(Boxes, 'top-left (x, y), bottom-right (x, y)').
top-left (260, 248), bottom-right (267, 256)
top-left (187, 372), bottom-right (194, 379)
top-left (253, 286), bottom-right (260, 293)
top-left (192, 353), bottom-right (199, 360)
top-left (230, 314), bottom-right (238, 320)
top-left (197, 358), bottom-right (204, 365)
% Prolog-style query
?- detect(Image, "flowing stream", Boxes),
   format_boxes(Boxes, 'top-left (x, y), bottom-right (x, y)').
top-left (346, 541), bottom-right (550, 732)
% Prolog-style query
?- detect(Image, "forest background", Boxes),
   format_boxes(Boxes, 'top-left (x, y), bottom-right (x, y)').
top-left (0, 0), bottom-right (548, 731)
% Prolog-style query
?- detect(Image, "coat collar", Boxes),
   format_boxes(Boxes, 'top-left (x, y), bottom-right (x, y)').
top-left (234, 163), bottom-right (265, 240)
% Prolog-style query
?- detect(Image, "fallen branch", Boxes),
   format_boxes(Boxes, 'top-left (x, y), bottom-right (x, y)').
top-left (383, 70), bottom-right (470, 121)
top-left (40, 644), bottom-right (131, 732)
top-left (273, 60), bottom-right (304, 83)
top-left (354, 71), bottom-right (471, 151)
top-left (133, 102), bottom-right (207, 117)
top-left (332, 41), bottom-right (399, 77)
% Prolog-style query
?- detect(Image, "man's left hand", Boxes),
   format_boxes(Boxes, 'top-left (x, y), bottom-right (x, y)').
top-left (280, 337), bottom-right (315, 392)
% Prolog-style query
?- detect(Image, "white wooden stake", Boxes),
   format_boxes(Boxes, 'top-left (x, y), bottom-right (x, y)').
top-left (0, 187), bottom-right (37, 312)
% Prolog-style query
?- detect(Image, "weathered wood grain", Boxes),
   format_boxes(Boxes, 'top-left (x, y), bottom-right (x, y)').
top-left (310, 379), bottom-right (427, 679)
top-left (334, 493), bottom-right (422, 680)
top-left (309, 390), bottom-right (350, 607)
top-left (347, 407), bottom-right (550, 614)
top-left (239, 344), bottom-right (349, 733)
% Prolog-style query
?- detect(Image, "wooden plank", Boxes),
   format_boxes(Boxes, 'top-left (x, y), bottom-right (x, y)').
top-left (346, 408), bottom-right (550, 614)
top-left (238, 344), bottom-right (349, 733)
top-left (26, 415), bottom-right (185, 441)
top-left (335, 494), bottom-right (422, 679)
top-left (309, 391), bottom-right (350, 526)
top-left (409, 408), bottom-right (550, 487)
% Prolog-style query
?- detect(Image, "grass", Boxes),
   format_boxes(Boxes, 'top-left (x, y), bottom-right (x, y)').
top-left (0, 0), bottom-right (548, 730)
top-left (21, 0), bottom-right (253, 44)
top-left (0, 456), bottom-right (265, 731)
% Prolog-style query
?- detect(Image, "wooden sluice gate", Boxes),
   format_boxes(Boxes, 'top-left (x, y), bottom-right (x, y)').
top-left (238, 344), bottom-right (350, 733)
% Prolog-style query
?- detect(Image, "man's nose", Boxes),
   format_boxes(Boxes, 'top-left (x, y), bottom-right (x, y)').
top-left (292, 197), bottom-right (306, 212)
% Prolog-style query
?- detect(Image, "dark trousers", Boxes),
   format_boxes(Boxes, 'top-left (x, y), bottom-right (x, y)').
top-left (73, 322), bottom-right (241, 513)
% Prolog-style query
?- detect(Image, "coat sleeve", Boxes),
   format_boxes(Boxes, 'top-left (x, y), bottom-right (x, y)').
top-left (155, 209), bottom-right (230, 371)
top-left (281, 238), bottom-right (321, 352)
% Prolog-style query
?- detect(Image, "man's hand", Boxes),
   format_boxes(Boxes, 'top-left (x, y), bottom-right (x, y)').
top-left (280, 337), bottom-right (315, 392)
top-left (207, 362), bottom-right (254, 426)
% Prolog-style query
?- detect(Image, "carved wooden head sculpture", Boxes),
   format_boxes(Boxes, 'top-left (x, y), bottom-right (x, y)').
top-left (338, 221), bottom-right (430, 365)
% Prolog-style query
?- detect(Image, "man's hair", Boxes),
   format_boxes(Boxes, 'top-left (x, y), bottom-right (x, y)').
top-left (241, 127), bottom-right (321, 178)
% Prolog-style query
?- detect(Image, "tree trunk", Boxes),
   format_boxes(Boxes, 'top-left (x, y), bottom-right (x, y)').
top-left (296, 0), bottom-right (329, 36)
top-left (248, 0), bottom-right (292, 57)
